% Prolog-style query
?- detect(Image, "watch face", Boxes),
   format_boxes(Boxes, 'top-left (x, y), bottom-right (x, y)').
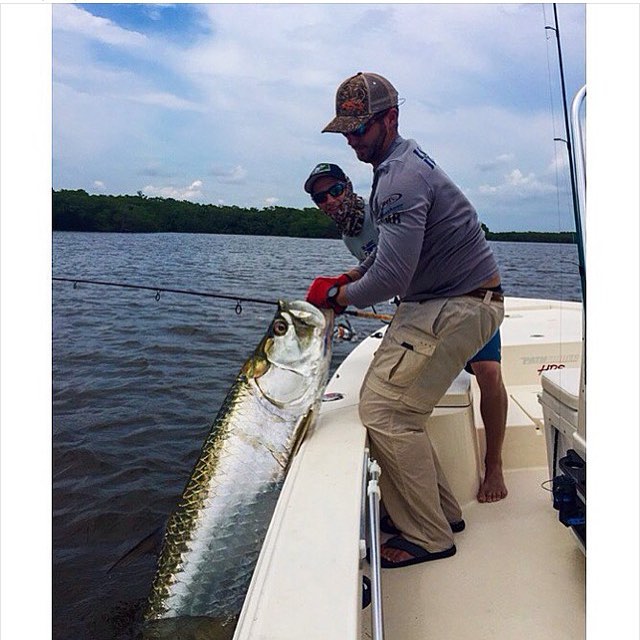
top-left (327, 286), bottom-right (338, 298)
top-left (322, 392), bottom-right (345, 402)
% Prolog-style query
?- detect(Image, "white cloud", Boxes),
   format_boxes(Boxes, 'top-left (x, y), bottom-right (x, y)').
top-left (129, 91), bottom-right (205, 112)
top-left (547, 152), bottom-right (570, 174)
top-left (209, 165), bottom-right (247, 184)
top-left (478, 168), bottom-right (557, 200)
top-left (143, 180), bottom-right (204, 201)
top-left (53, 4), bottom-right (148, 49)
top-left (477, 154), bottom-right (515, 172)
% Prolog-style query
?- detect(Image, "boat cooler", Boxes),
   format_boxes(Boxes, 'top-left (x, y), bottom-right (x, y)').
top-left (427, 370), bottom-right (478, 507)
top-left (538, 367), bottom-right (586, 549)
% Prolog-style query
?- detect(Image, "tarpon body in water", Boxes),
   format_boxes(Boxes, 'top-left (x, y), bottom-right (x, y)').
top-left (143, 300), bottom-right (333, 638)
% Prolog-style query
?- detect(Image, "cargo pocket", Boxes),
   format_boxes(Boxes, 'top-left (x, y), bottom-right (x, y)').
top-left (366, 325), bottom-right (438, 400)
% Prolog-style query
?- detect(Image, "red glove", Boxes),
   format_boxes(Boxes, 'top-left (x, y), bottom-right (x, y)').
top-left (305, 274), bottom-right (352, 313)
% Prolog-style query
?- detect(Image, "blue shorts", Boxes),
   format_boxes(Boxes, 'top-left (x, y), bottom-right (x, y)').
top-left (465, 331), bottom-right (501, 375)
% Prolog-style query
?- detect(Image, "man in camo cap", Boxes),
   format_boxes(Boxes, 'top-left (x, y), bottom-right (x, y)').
top-left (306, 72), bottom-right (506, 568)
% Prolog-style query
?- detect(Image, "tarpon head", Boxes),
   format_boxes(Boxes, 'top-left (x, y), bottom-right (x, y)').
top-left (243, 300), bottom-right (333, 407)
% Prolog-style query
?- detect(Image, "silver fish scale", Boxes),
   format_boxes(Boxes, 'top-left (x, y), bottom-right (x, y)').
top-left (144, 303), bottom-right (332, 630)
top-left (147, 380), bottom-right (304, 619)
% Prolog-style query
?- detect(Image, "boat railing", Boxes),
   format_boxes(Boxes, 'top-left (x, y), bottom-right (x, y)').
top-left (364, 449), bottom-right (385, 640)
top-left (569, 85), bottom-right (587, 440)
top-left (570, 84), bottom-right (587, 257)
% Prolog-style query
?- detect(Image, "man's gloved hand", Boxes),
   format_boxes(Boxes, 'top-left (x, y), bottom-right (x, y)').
top-left (305, 273), bottom-right (352, 314)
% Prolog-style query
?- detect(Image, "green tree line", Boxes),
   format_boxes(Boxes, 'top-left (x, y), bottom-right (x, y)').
top-left (52, 189), bottom-right (339, 238)
top-left (52, 190), bottom-right (576, 244)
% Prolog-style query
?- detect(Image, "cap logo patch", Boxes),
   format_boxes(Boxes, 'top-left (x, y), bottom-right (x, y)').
top-left (336, 76), bottom-right (369, 117)
top-left (339, 98), bottom-right (366, 115)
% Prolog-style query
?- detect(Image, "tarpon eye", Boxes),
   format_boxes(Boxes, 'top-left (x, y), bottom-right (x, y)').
top-left (272, 319), bottom-right (289, 337)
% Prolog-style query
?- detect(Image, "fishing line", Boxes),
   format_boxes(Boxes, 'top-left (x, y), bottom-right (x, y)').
top-left (52, 276), bottom-right (391, 323)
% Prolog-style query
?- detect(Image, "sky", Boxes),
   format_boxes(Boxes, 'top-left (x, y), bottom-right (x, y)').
top-left (51, 3), bottom-right (587, 233)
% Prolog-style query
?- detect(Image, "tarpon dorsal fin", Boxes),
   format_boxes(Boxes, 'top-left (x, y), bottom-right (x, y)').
top-left (107, 524), bottom-right (165, 573)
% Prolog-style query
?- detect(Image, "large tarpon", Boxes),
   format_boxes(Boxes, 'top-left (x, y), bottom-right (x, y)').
top-left (143, 300), bottom-right (333, 639)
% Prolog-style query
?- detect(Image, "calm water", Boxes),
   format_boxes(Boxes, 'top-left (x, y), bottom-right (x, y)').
top-left (52, 232), bottom-right (581, 639)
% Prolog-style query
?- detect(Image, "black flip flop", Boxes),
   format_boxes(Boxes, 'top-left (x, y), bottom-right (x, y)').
top-left (380, 515), bottom-right (466, 535)
top-left (380, 514), bottom-right (401, 534)
top-left (450, 519), bottom-right (466, 533)
top-left (380, 536), bottom-right (456, 569)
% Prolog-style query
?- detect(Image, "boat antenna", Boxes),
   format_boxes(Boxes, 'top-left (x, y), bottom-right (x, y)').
top-left (546, 3), bottom-right (586, 305)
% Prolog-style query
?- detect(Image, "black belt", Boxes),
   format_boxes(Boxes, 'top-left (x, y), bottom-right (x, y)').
top-left (465, 288), bottom-right (504, 303)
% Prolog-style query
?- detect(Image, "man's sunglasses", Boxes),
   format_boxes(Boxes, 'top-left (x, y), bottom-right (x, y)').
top-left (345, 110), bottom-right (388, 138)
top-left (311, 182), bottom-right (346, 204)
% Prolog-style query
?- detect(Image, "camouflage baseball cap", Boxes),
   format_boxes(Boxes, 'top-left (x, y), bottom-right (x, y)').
top-left (322, 72), bottom-right (399, 134)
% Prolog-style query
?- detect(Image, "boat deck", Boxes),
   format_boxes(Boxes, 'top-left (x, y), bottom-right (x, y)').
top-left (235, 297), bottom-right (585, 640)
top-left (363, 466), bottom-right (585, 640)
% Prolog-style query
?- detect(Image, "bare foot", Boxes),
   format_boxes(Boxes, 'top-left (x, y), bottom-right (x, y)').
top-left (477, 465), bottom-right (508, 503)
top-left (380, 543), bottom-right (413, 564)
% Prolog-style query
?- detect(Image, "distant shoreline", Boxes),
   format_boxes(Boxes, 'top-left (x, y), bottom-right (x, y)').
top-left (52, 189), bottom-right (577, 244)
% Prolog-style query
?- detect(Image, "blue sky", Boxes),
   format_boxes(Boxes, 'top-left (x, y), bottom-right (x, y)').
top-left (52, 3), bottom-right (586, 232)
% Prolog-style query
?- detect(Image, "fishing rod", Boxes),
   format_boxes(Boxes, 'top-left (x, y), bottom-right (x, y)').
top-left (545, 5), bottom-right (587, 416)
top-left (52, 276), bottom-right (393, 323)
top-left (546, 3), bottom-right (587, 306)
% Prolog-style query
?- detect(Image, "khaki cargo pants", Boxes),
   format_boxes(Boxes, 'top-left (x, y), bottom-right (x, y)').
top-left (360, 295), bottom-right (504, 552)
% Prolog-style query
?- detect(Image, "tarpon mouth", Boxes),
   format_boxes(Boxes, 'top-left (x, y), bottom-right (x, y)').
top-left (278, 299), bottom-right (327, 329)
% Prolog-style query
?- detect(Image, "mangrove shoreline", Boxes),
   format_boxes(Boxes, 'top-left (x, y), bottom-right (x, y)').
top-left (52, 190), bottom-right (577, 244)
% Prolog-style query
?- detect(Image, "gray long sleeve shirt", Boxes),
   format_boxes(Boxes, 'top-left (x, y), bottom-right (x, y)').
top-left (345, 136), bottom-right (499, 308)
top-left (342, 206), bottom-right (377, 262)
